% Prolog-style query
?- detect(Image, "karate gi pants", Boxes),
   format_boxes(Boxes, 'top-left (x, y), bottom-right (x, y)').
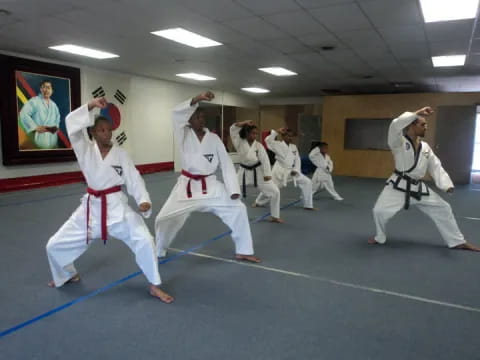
top-left (155, 180), bottom-right (255, 257)
top-left (46, 205), bottom-right (161, 287)
top-left (373, 184), bottom-right (465, 247)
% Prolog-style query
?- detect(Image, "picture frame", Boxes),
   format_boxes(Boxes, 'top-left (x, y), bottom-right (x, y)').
top-left (0, 54), bottom-right (81, 165)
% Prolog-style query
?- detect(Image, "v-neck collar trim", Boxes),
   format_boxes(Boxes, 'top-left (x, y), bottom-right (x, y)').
top-left (94, 141), bottom-right (113, 161)
top-left (191, 127), bottom-right (210, 145)
top-left (403, 135), bottom-right (422, 173)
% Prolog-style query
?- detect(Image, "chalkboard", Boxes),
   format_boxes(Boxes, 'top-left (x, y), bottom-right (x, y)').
top-left (344, 118), bottom-right (391, 150)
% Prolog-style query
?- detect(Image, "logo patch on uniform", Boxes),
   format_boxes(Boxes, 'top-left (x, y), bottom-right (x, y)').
top-left (406, 142), bottom-right (411, 150)
top-left (204, 154), bottom-right (214, 163)
top-left (112, 166), bottom-right (123, 176)
top-left (423, 151), bottom-right (430, 159)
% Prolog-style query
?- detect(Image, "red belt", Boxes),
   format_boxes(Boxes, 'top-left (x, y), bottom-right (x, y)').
top-left (181, 170), bottom-right (210, 198)
top-left (86, 185), bottom-right (122, 244)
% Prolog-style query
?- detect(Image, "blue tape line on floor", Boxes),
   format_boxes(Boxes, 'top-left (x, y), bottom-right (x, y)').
top-left (0, 199), bottom-right (301, 338)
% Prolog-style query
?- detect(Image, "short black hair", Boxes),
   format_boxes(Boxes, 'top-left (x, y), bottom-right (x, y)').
top-left (40, 80), bottom-right (52, 88)
top-left (87, 116), bottom-right (111, 139)
top-left (239, 124), bottom-right (257, 139)
top-left (310, 141), bottom-right (328, 151)
top-left (94, 115), bottom-right (110, 128)
top-left (194, 108), bottom-right (206, 116)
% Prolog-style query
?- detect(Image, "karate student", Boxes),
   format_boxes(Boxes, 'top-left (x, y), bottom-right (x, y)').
top-left (46, 97), bottom-right (173, 303)
top-left (230, 120), bottom-right (283, 223)
top-left (369, 106), bottom-right (480, 251)
top-left (309, 142), bottom-right (343, 201)
top-left (258, 128), bottom-right (314, 210)
top-left (155, 91), bottom-right (260, 263)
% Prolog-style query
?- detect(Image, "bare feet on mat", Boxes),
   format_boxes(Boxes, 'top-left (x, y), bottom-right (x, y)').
top-left (149, 285), bottom-right (174, 304)
top-left (270, 217), bottom-right (285, 223)
top-left (304, 207), bottom-right (318, 211)
top-left (235, 254), bottom-right (261, 263)
top-left (452, 242), bottom-right (480, 252)
top-left (367, 237), bottom-right (380, 245)
top-left (48, 273), bottom-right (81, 288)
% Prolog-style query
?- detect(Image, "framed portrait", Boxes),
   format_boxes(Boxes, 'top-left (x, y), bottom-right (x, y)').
top-left (0, 54), bottom-right (80, 165)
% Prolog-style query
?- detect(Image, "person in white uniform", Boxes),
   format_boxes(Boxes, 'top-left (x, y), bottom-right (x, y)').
top-left (369, 106), bottom-right (480, 251)
top-left (155, 91), bottom-right (261, 263)
top-left (46, 97), bottom-right (173, 303)
top-left (19, 80), bottom-right (61, 149)
top-left (230, 120), bottom-right (283, 223)
top-left (309, 142), bottom-right (343, 201)
top-left (258, 128), bottom-right (314, 210)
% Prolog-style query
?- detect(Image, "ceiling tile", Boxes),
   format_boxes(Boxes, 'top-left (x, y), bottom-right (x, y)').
top-left (430, 39), bottom-right (470, 56)
top-left (336, 29), bottom-right (386, 48)
top-left (377, 24), bottom-right (426, 44)
top-left (225, 17), bottom-right (287, 40)
top-left (235, 0), bottom-right (301, 15)
top-left (264, 10), bottom-right (327, 36)
top-left (359, 0), bottom-right (423, 27)
top-left (296, 0), bottom-right (355, 8)
top-left (263, 38), bottom-right (311, 54)
top-left (425, 19), bottom-right (474, 42)
top-left (310, 3), bottom-right (372, 31)
top-left (178, 0), bottom-right (253, 21)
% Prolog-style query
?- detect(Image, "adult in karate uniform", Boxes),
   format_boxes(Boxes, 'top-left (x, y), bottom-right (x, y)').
top-left (309, 142), bottom-right (343, 201)
top-left (19, 80), bottom-right (61, 149)
top-left (258, 128), bottom-right (314, 210)
top-left (230, 120), bottom-right (283, 223)
top-left (369, 106), bottom-right (479, 251)
top-left (46, 97), bottom-right (173, 303)
top-left (155, 92), bottom-right (260, 263)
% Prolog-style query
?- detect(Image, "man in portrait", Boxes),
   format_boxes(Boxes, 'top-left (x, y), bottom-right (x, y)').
top-left (19, 80), bottom-right (61, 149)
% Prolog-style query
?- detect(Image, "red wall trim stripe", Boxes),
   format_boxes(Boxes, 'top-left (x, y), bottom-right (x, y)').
top-left (0, 161), bottom-right (174, 193)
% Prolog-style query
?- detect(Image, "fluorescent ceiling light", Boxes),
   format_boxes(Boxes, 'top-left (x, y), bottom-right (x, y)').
top-left (176, 73), bottom-right (216, 81)
top-left (241, 87), bottom-right (270, 93)
top-left (432, 55), bottom-right (466, 67)
top-left (48, 44), bottom-right (119, 59)
top-left (420, 0), bottom-right (479, 22)
top-left (151, 28), bottom-right (222, 48)
top-left (259, 67), bottom-right (297, 76)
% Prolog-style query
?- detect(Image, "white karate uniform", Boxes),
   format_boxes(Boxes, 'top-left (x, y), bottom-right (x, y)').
top-left (258, 129), bottom-right (313, 208)
top-left (155, 100), bottom-right (255, 257)
top-left (230, 125), bottom-right (281, 218)
top-left (46, 104), bottom-right (161, 287)
top-left (373, 112), bottom-right (465, 247)
top-left (309, 147), bottom-right (343, 200)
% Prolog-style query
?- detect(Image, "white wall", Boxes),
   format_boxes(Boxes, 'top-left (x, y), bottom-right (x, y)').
top-left (0, 51), bottom-right (258, 179)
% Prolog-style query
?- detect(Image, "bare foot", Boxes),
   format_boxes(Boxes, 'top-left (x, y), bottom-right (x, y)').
top-left (149, 285), bottom-right (174, 303)
top-left (367, 237), bottom-right (380, 245)
top-left (452, 242), bottom-right (480, 252)
top-left (270, 217), bottom-right (285, 223)
top-left (235, 254), bottom-right (261, 263)
top-left (304, 207), bottom-right (318, 211)
top-left (48, 274), bottom-right (81, 288)
top-left (251, 202), bottom-right (264, 208)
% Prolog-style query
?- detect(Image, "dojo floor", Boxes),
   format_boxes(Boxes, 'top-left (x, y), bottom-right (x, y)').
top-left (1, 172), bottom-right (480, 360)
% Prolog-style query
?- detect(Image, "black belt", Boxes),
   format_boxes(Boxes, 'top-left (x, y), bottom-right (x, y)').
top-left (240, 162), bottom-right (261, 198)
top-left (389, 170), bottom-right (429, 210)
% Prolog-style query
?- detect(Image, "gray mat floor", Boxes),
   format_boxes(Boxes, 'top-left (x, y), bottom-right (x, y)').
top-left (1, 172), bottom-right (480, 359)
